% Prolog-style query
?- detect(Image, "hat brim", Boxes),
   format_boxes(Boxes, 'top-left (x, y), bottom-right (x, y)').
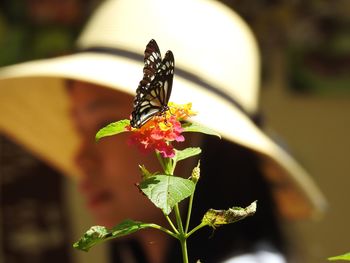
top-left (0, 52), bottom-right (327, 219)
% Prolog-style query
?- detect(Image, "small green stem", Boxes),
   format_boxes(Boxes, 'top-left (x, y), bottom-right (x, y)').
top-left (169, 159), bottom-right (176, 174)
top-left (156, 152), bottom-right (166, 172)
top-left (156, 152), bottom-right (175, 175)
top-left (174, 204), bottom-right (184, 233)
top-left (185, 184), bottom-right (196, 233)
top-left (148, 223), bottom-right (178, 239)
top-left (186, 222), bottom-right (207, 238)
top-left (165, 214), bottom-right (179, 234)
top-left (164, 158), bottom-right (173, 174)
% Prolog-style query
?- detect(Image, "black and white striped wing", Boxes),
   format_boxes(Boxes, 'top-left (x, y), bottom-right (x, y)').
top-left (136, 39), bottom-right (162, 97)
top-left (130, 40), bottom-right (174, 128)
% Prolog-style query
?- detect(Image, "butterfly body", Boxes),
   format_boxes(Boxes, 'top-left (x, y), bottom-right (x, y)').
top-left (130, 39), bottom-right (174, 128)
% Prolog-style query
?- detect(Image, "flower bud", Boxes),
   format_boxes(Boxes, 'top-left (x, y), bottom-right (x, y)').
top-left (191, 161), bottom-right (200, 183)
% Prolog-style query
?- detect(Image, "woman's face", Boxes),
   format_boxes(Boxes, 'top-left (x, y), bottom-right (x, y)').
top-left (69, 81), bottom-right (162, 227)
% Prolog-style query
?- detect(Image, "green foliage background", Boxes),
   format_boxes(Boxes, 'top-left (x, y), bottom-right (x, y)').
top-left (0, 0), bottom-right (101, 66)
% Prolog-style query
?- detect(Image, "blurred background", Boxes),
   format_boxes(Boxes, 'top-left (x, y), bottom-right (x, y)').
top-left (0, 0), bottom-right (349, 262)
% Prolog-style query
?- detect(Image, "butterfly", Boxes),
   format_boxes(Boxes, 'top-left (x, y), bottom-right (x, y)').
top-left (130, 39), bottom-right (174, 128)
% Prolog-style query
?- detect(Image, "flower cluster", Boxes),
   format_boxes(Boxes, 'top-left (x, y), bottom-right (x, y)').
top-left (127, 103), bottom-right (196, 158)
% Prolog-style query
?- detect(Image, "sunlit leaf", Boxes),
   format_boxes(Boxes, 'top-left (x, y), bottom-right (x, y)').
top-left (73, 220), bottom-right (152, 252)
top-left (174, 147), bottom-right (201, 163)
top-left (95, 119), bottom-right (130, 141)
top-left (182, 122), bottom-right (221, 138)
top-left (139, 175), bottom-right (195, 215)
top-left (328, 252), bottom-right (350, 261)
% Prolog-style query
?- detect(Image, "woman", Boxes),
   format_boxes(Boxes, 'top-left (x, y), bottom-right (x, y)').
top-left (0, 0), bottom-right (326, 262)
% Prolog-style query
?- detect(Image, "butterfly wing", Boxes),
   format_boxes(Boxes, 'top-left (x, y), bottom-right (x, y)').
top-left (157, 50), bottom-right (174, 106)
top-left (137, 39), bottom-right (162, 97)
top-left (130, 40), bottom-right (174, 128)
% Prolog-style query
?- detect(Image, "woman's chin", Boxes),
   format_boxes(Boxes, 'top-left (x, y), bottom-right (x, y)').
top-left (85, 199), bottom-right (124, 227)
top-left (92, 210), bottom-right (124, 228)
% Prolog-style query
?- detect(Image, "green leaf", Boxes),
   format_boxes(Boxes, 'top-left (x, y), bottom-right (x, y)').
top-left (182, 122), bottom-right (221, 138)
top-left (174, 147), bottom-right (201, 162)
top-left (328, 252), bottom-right (350, 261)
top-left (202, 201), bottom-right (257, 228)
top-left (95, 119), bottom-right (130, 142)
top-left (139, 175), bottom-right (195, 215)
top-left (73, 220), bottom-right (152, 252)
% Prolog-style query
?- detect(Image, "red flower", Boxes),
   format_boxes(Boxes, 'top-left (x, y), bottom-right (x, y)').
top-left (126, 103), bottom-right (195, 158)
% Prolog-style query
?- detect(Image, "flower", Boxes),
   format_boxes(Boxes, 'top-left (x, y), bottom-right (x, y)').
top-left (167, 102), bottom-right (196, 120)
top-left (126, 103), bottom-right (195, 158)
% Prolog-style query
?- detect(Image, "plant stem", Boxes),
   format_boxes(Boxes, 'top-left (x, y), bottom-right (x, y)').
top-left (156, 152), bottom-right (166, 172)
top-left (180, 236), bottom-right (189, 263)
top-left (164, 157), bottom-right (173, 174)
top-left (165, 214), bottom-right (179, 234)
top-left (174, 205), bottom-right (184, 233)
top-left (185, 186), bottom-right (196, 233)
top-left (169, 159), bottom-right (176, 174)
top-left (156, 149), bottom-right (189, 262)
top-left (148, 223), bottom-right (178, 239)
top-left (174, 204), bottom-right (189, 262)
top-left (186, 222), bottom-right (207, 238)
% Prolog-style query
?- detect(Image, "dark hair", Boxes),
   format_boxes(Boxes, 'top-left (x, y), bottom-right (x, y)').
top-left (175, 135), bottom-right (288, 262)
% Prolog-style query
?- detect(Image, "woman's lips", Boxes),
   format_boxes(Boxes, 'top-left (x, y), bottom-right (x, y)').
top-left (86, 191), bottom-right (113, 210)
top-left (78, 180), bottom-right (114, 210)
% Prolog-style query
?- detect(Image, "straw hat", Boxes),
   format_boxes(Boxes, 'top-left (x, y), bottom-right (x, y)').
top-left (0, 0), bottom-right (326, 219)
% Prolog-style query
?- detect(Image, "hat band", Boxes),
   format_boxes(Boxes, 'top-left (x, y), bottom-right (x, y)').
top-left (79, 46), bottom-right (263, 126)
